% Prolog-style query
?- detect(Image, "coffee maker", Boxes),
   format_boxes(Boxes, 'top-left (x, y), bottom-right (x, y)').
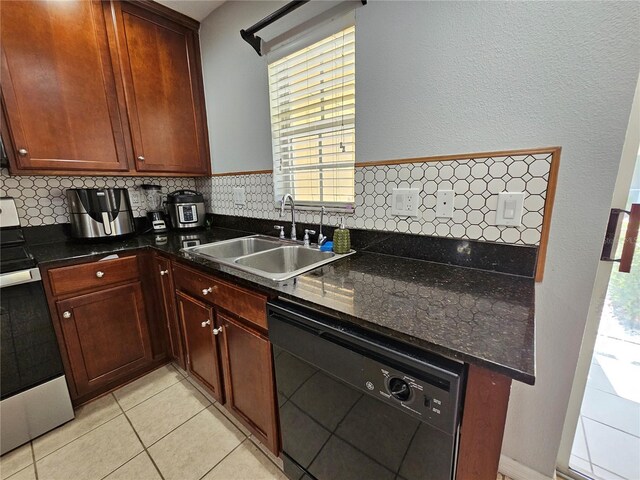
top-left (141, 184), bottom-right (168, 232)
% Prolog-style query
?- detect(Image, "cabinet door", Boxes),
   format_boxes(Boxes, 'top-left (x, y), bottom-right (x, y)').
top-left (155, 256), bottom-right (185, 369)
top-left (1, 0), bottom-right (131, 173)
top-left (110, 2), bottom-right (210, 175)
top-left (218, 312), bottom-right (279, 454)
top-left (176, 292), bottom-right (223, 401)
top-left (56, 282), bottom-right (152, 397)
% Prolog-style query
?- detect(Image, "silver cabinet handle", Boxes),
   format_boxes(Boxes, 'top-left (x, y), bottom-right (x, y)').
top-left (213, 326), bottom-right (223, 335)
top-left (201, 319), bottom-right (211, 328)
top-left (18, 148), bottom-right (28, 156)
top-left (63, 311), bottom-right (72, 319)
top-left (202, 287), bottom-right (213, 295)
top-left (96, 271), bottom-right (104, 278)
top-left (137, 155), bottom-right (145, 161)
top-left (160, 270), bottom-right (169, 276)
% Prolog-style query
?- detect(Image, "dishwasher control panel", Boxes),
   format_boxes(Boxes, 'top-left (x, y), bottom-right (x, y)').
top-left (363, 359), bottom-right (454, 433)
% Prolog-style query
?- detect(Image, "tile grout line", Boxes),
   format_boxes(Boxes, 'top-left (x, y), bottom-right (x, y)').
top-left (110, 393), bottom-right (167, 480)
top-left (29, 442), bottom-right (38, 480)
top-left (30, 407), bottom-right (122, 463)
top-left (114, 368), bottom-right (185, 412)
top-left (196, 437), bottom-right (249, 480)
top-left (31, 368), bottom-right (183, 465)
top-left (245, 435), bottom-right (284, 473)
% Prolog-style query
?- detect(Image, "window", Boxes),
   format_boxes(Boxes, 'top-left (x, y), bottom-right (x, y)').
top-left (268, 25), bottom-right (355, 209)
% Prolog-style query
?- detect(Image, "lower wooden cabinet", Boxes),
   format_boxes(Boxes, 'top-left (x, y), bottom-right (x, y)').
top-left (176, 292), bottom-right (224, 402)
top-left (218, 312), bottom-right (279, 454)
top-left (154, 255), bottom-right (185, 369)
top-left (56, 282), bottom-right (153, 397)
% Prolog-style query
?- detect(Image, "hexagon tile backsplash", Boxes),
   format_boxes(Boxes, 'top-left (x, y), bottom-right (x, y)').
top-left (195, 152), bottom-right (552, 247)
top-left (0, 168), bottom-right (196, 227)
top-left (1, 151), bottom-right (553, 247)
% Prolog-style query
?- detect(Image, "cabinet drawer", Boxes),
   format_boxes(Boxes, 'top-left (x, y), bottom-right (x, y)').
top-left (49, 256), bottom-right (139, 296)
top-left (173, 263), bottom-right (268, 329)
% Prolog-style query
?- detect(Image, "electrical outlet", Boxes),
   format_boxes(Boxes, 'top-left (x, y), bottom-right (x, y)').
top-left (129, 190), bottom-right (143, 209)
top-left (496, 192), bottom-right (525, 226)
top-left (233, 187), bottom-right (246, 206)
top-left (436, 190), bottom-right (455, 218)
top-left (391, 188), bottom-right (420, 217)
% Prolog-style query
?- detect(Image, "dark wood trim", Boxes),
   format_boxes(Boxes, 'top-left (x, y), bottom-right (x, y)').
top-left (127, 0), bottom-right (201, 30)
top-left (535, 147), bottom-right (561, 282)
top-left (211, 169), bottom-right (273, 177)
top-left (619, 203), bottom-right (640, 273)
top-left (354, 146), bottom-right (561, 167)
top-left (456, 365), bottom-right (512, 480)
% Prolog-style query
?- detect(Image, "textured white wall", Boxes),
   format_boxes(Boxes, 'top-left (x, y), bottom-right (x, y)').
top-left (356, 2), bottom-right (639, 476)
top-left (199, 1), bottom-right (279, 174)
top-left (199, 1), bottom-right (640, 476)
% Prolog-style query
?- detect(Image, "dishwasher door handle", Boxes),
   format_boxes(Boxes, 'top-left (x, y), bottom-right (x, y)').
top-left (0, 268), bottom-right (41, 288)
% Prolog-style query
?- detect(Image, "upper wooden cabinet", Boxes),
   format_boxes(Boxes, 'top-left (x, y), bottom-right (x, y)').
top-left (0, 0), bottom-right (210, 176)
top-left (109, 2), bottom-right (210, 175)
top-left (0, 0), bottom-right (131, 173)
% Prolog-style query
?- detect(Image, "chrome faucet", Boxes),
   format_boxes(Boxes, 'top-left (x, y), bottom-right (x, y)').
top-left (280, 194), bottom-right (296, 240)
top-left (317, 206), bottom-right (327, 246)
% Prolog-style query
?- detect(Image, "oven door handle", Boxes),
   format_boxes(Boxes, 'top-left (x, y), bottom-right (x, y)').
top-left (0, 268), bottom-right (42, 288)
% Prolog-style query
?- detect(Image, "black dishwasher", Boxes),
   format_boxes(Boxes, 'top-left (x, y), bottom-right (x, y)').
top-left (268, 300), bottom-right (465, 480)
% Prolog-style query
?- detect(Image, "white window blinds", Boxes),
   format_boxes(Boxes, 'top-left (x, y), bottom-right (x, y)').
top-left (268, 25), bottom-right (355, 209)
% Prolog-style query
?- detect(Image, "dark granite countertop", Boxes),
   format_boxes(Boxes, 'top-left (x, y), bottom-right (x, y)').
top-left (27, 227), bottom-right (535, 385)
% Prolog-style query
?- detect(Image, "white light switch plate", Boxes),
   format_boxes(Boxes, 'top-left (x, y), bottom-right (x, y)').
top-left (233, 187), bottom-right (246, 206)
top-left (496, 192), bottom-right (525, 226)
top-left (436, 190), bottom-right (455, 218)
top-left (391, 188), bottom-right (420, 217)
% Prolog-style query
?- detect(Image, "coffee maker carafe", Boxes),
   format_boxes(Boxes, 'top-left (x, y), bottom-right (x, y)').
top-left (141, 184), bottom-right (168, 232)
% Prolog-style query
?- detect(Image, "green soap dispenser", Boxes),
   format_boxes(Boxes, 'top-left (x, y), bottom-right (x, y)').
top-left (333, 218), bottom-right (351, 254)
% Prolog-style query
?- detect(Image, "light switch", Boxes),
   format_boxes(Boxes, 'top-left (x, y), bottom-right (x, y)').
top-left (233, 187), bottom-right (246, 206)
top-left (496, 192), bottom-right (525, 226)
top-left (129, 190), bottom-right (142, 209)
top-left (436, 190), bottom-right (455, 218)
top-left (391, 188), bottom-right (420, 217)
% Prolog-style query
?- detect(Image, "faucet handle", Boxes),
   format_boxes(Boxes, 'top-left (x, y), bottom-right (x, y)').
top-left (303, 229), bottom-right (316, 247)
top-left (274, 225), bottom-right (285, 239)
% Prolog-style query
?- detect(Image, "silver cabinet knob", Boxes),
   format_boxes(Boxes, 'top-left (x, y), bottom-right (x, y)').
top-left (63, 311), bottom-right (72, 319)
top-left (202, 287), bottom-right (213, 295)
top-left (18, 148), bottom-right (28, 156)
top-left (213, 326), bottom-right (223, 335)
top-left (201, 319), bottom-right (211, 328)
top-left (160, 270), bottom-right (169, 276)
top-left (96, 271), bottom-right (104, 278)
top-left (137, 155), bottom-right (145, 161)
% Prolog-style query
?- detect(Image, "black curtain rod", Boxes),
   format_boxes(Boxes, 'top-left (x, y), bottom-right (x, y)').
top-left (240, 0), bottom-right (366, 56)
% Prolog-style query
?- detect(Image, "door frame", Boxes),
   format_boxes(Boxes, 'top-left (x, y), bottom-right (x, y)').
top-left (556, 75), bottom-right (640, 477)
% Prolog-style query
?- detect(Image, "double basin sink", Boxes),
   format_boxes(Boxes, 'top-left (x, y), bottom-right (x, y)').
top-left (181, 235), bottom-right (354, 281)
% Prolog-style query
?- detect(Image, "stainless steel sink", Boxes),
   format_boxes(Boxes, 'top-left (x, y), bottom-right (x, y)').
top-left (181, 235), bottom-right (354, 281)
top-left (183, 236), bottom-right (281, 259)
top-left (235, 246), bottom-right (335, 276)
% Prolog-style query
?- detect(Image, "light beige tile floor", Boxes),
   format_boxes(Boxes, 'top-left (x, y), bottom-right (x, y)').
top-left (1, 363), bottom-right (516, 480)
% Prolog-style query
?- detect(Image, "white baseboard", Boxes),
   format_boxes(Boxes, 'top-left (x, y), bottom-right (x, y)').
top-left (499, 455), bottom-right (556, 480)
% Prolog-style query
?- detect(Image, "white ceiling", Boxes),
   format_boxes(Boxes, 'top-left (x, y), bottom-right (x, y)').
top-left (154, 0), bottom-right (226, 21)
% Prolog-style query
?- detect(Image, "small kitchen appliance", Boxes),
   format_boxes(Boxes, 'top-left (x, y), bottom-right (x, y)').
top-left (166, 189), bottom-right (206, 230)
top-left (141, 184), bottom-right (168, 232)
top-left (0, 197), bottom-right (74, 454)
top-left (66, 188), bottom-right (135, 239)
